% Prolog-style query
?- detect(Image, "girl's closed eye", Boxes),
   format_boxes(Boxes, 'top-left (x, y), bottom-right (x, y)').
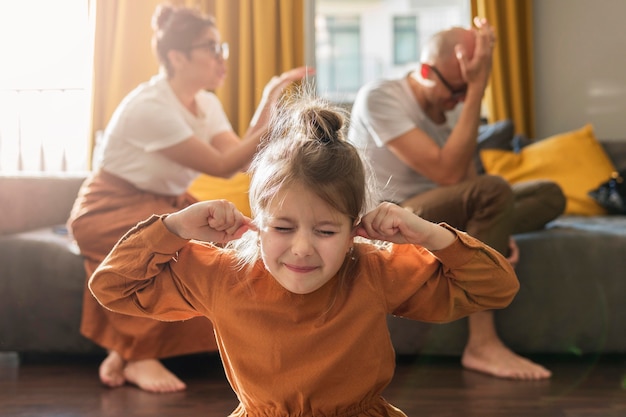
top-left (316, 229), bottom-right (337, 236)
top-left (267, 223), bottom-right (338, 236)
top-left (265, 220), bottom-right (295, 233)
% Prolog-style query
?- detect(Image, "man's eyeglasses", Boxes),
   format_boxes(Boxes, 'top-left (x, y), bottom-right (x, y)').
top-left (189, 41), bottom-right (229, 60)
top-left (428, 65), bottom-right (467, 99)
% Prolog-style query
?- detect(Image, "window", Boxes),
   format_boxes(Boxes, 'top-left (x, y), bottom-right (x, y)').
top-left (393, 16), bottom-right (418, 65)
top-left (0, 0), bottom-right (93, 173)
top-left (315, 16), bottom-right (362, 102)
top-left (309, 0), bottom-right (470, 104)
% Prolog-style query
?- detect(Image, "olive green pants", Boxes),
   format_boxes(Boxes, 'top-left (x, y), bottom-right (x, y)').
top-left (401, 175), bottom-right (566, 255)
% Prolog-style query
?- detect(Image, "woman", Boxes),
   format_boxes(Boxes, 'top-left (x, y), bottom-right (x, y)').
top-left (68, 3), bottom-right (313, 393)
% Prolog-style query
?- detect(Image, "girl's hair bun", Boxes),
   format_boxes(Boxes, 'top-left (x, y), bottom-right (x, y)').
top-left (300, 107), bottom-right (344, 145)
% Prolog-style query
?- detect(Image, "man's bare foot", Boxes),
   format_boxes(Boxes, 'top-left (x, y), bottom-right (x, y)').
top-left (462, 341), bottom-right (552, 380)
top-left (99, 351), bottom-right (126, 388)
top-left (123, 358), bottom-right (187, 393)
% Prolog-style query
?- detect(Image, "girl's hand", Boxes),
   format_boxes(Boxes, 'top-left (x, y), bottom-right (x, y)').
top-left (163, 200), bottom-right (256, 243)
top-left (355, 203), bottom-right (455, 250)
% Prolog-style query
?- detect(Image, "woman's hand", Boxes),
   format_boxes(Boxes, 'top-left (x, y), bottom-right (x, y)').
top-left (262, 66), bottom-right (316, 101)
top-left (250, 66), bottom-right (316, 129)
top-left (163, 200), bottom-right (256, 243)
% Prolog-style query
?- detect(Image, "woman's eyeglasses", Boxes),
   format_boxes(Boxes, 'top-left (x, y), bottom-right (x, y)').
top-left (188, 41), bottom-right (229, 60)
top-left (428, 65), bottom-right (467, 99)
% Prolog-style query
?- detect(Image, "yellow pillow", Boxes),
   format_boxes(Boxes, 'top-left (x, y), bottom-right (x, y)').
top-left (480, 124), bottom-right (615, 216)
top-left (187, 172), bottom-right (251, 217)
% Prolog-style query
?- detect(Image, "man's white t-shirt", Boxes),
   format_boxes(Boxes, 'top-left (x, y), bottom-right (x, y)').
top-left (348, 76), bottom-right (452, 203)
top-left (98, 73), bottom-right (233, 195)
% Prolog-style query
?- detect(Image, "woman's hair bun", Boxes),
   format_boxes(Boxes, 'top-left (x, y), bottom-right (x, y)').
top-left (152, 4), bottom-right (175, 31)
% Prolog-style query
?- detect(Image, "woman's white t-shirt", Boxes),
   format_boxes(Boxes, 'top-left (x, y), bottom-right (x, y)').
top-left (98, 73), bottom-right (233, 195)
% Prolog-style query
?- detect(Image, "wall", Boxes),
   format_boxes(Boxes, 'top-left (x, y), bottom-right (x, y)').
top-left (533, 0), bottom-right (626, 140)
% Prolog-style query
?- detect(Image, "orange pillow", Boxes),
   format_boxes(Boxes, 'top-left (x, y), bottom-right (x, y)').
top-left (480, 124), bottom-right (615, 216)
top-left (187, 172), bottom-right (251, 217)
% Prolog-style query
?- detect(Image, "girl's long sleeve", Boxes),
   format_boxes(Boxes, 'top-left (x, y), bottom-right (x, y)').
top-left (91, 215), bottom-right (519, 327)
top-left (89, 215), bottom-right (220, 322)
top-left (366, 224), bottom-right (520, 323)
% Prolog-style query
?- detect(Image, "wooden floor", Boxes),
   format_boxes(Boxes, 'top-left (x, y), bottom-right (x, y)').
top-left (0, 352), bottom-right (624, 417)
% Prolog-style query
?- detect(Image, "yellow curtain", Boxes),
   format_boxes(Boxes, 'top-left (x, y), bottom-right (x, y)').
top-left (91, 0), bottom-right (304, 150)
top-left (197, 0), bottom-right (305, 135)
top-left (471, 0), bottom-right (535, 138)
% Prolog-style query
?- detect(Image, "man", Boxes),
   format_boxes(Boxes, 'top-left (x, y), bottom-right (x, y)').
top-left (348, 17), bottom-right (565, 380)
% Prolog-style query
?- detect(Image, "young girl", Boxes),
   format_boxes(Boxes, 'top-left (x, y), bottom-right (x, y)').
top-left (89, 95), bottom-right (519, 417)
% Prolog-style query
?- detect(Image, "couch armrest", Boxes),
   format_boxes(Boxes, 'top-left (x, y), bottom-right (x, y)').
top-left (0, 174), bottom-right (87, 235)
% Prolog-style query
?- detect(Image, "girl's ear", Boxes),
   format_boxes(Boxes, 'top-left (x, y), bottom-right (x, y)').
top-left (350, 218), bottom-right (361, 238)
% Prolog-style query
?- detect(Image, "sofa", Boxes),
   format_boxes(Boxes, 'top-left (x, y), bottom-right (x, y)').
top-left (1, 140), bottom-right (625, 357)
top-left (0, 174), bottom-right (99, 354)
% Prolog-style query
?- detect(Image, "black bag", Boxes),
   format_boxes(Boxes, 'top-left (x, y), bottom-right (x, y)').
top-left (588, 169), bottom-right (626, 214)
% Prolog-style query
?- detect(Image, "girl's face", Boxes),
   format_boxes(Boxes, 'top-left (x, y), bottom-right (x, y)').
top-left (259, 183), bottom-right (355, 295)
top-left (181, 27), bottom-right (227, 90)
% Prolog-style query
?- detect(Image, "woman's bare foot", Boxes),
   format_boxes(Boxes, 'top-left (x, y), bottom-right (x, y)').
top-left (462, 341), bottom-right (552, 380)
top-left (123, 358), bottom-right (187, 393)
top-left (99, 351), bottom-right (126, 388)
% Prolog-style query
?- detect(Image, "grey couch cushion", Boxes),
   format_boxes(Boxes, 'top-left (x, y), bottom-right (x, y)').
top-left (0, 226), bottom-right (99, 353)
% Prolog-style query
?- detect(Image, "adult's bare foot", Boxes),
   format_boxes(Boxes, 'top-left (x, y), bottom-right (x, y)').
top-left (99, 351), bottom-right (126, 388)
top-left (461, 341), bottom-right (552, 380)
top-left (123, 358), bottom-right (187, 393)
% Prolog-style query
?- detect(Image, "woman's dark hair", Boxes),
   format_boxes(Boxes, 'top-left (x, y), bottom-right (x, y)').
top-left (151, 4), bottom-right (216, 76)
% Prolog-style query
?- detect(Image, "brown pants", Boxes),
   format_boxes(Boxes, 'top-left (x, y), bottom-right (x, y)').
top-left (401, 175), bottom-right (566, 255)
top-left (67, 170), bottom-right (218, 360)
